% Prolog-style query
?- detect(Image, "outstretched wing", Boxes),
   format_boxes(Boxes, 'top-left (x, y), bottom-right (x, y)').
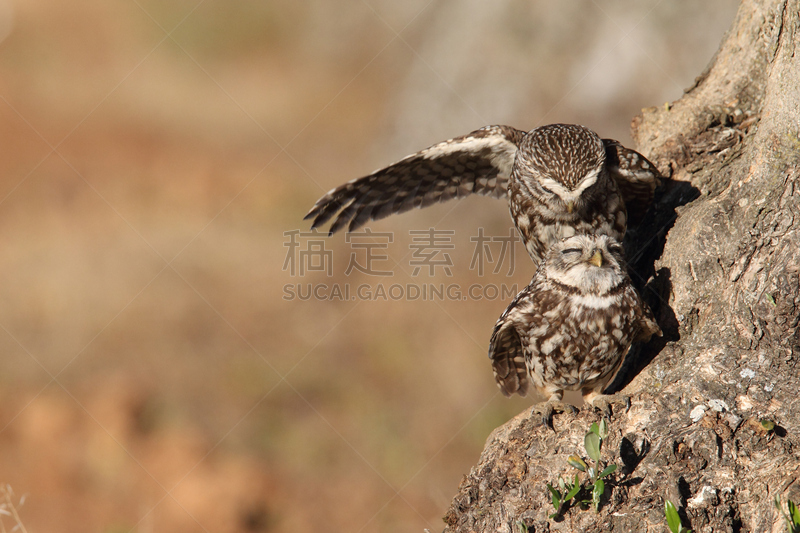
top-left (603, 139), bottom-right (662, 225)
top-left (488, 285), bottom-right (534, 398)
top-left (305, 125), bottom-right (525, 235)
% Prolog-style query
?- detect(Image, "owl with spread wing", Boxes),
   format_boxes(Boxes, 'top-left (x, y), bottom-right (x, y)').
top-left (305, 123), bottom-right (661, 265)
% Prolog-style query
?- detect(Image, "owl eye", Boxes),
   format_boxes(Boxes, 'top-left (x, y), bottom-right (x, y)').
top-left (539, 184), bottom-right (554, 194)
top-left (608, 244), bottom-right (623, 255)
top-left (561, 248), bottom-right (582, 255)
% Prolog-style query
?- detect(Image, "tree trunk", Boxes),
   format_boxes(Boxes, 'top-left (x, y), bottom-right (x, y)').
top-left (443, 1), bottom-right (800, 531)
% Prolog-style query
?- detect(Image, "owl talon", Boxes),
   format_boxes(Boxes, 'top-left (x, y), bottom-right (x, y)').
top-left (589, 393), bottom-right (630, 419)
top-left (531, 400), bottom-right (578, 429)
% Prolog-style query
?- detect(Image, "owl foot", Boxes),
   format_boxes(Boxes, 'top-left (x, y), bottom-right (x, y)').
top-left (587, 393), bottom-right (630, 420)
top-left (531, 400), bottom-right (579, 429)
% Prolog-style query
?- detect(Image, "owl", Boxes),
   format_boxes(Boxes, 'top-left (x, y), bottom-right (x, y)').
top-left (305, 123), bottom-right (660, 265)
top-left (488, 234), bottom-right (661, 426)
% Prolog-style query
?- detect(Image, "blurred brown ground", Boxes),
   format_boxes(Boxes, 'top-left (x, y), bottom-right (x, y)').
top-left (0, 1), bottom-right (737, 531)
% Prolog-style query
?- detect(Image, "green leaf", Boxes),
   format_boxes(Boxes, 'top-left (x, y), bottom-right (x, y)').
top-left (585, 431), bottom-right (601, 462)
top-left (598, 464), bottom-right (617, 479)
top-left (766, 293), bottom-right (776, 306)
top-left (788, 499), bottom-right (800, 527)
top-left (592, 479), bottom-right (604, 511)
top-left (665, 500), bottom-right (682, 533)
top-left (761, 419), bottom-right (776, 431)
top-left (547, 484), bottom-right (561, 511)
top-left (568, 454), bottom-right (587, 472)
top-left (564, 475), bottom-right (581, 501)
top-left (599, 418), bottom-right (609, 439)
top-left (590, 422), bottom-right (600, 437)
top-left (558, 476), bottom-right (566, 491)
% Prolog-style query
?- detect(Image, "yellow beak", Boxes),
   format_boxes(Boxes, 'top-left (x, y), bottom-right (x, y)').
top-left (589, 250), bottom-right (603, 267)
top-left (567, 202), bottom-right (574, 214)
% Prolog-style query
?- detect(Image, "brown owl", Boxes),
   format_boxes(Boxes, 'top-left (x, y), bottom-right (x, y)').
top-left (305, 124), bottom-right (660, 265)
top-left (489, 234), bottom-right (661, 426)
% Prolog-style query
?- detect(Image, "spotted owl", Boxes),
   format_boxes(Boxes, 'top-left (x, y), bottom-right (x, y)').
top-left (489, 234), bottom-right (661, 426)
top-left (305, 123), bottom-right (661, 265)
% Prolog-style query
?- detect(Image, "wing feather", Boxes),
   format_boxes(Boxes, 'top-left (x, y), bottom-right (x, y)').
top-left (603, 139), bottom-right (662, 225)
top-left (488, 321), bottom-right (528, 398)
top-left (305, 125), bottom-right (525, 234)
top-left (488, 284), bottom-right (536, 397)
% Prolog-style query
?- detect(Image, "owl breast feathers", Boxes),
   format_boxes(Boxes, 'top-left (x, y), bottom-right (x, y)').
top-left (305, 123), bottom-right (661, 266)
top-left (489, 234), bottom-right (661, 406)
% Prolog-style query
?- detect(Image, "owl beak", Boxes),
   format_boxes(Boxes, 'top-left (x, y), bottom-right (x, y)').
top-left (566, 201), bottom-right (574, 213)
top-left (589, 250), bottom-right (603, 267)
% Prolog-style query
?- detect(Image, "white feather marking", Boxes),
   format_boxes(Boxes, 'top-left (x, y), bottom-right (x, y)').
top-left (548, 261), bottom-right (622, 294)
top-left (540, 169), bottom-right (599, 201)
top-left (540, 334), bottom-right (564, 355)
top-left (570, 293), bottom-right (618, 309)
top-left (531, 324), bottom-right (548, 337)
top-left (420, 136), bottom-right (517, 178)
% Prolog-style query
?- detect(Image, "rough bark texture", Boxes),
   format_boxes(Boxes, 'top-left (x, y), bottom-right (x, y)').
top-left (443, 1), bottom-right (800, 531)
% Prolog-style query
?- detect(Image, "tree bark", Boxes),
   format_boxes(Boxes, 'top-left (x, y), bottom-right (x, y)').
top-left (443, 1), bottom-right (800, 532)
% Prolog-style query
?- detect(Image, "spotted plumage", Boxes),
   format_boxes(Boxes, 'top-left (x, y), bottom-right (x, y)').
top-left (489, 234), bottom-right (661, 424)
top-left (305, 123), bottom-right (661, 266)
top-left (602, 138), bottom-right (661, 225)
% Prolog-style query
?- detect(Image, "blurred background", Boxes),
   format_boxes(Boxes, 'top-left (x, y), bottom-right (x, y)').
top-left (0, 0), bottom-right (738, 531)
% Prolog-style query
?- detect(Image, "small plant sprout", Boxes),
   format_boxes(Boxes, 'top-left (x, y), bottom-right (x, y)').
top-left (664, 500), bottom-right (691, 533)
top-left (545, 419), bottom-right (618, 520)
top-left (546, 474), bottom-right (581, 519)
top-left (775, 496), bottom-right (800, 533)
top-left (583, 420), bottom-right (616, 512)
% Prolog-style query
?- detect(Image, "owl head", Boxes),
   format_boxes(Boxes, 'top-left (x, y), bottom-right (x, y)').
top-left (517, 124), bottom-right (607, 214)
top-left (544, 234), bottom-right (627, 295)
